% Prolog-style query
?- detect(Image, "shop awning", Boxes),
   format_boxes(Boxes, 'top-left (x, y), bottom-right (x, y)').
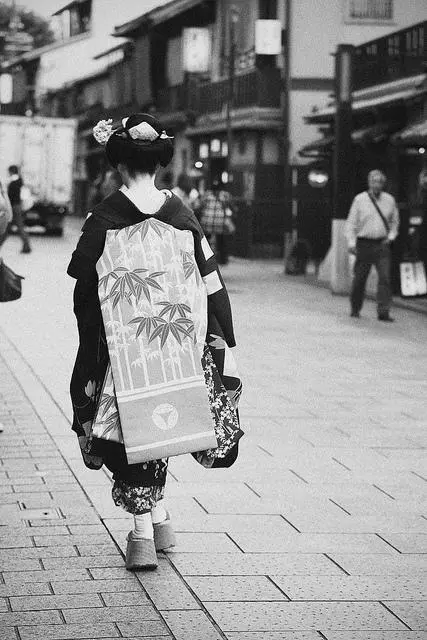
top-left (299, 122), bottom-right (400, 158)
top-left (299, 135), bottom-right (334, 158)
top-left (94, 39), bottom-right (130, 61)
top-left (392, 118), bottom-right (427, 146)
top-left (114, 0), bottom-right (205, 36)
top-left (306, 74), bottom-right (427, 124)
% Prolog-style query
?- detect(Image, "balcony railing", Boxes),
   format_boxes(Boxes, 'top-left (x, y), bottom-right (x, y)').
top-left (353, 20), bottom-right (426, 90)
top-left (155, 68), bottom-right (281, 117)
top-left (197, 68), bottom-right (281, 114)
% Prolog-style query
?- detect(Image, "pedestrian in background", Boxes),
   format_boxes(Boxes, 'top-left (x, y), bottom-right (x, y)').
top-left (199, 181), bottom-right (235, 265)
top-left (6, 166), bottom-right (31, 254)
top-left (68, 113), bottom-right (240, 571)
top-left (0, 179), bottom-right (13, 241)
top-left (346, 169), bottom-right (399, 322)
top-left (172, 173), bottom-right (199, 211)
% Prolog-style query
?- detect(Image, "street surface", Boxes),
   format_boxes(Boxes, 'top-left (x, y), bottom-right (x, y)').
top-left (0, 219), bottom-right (426, 639)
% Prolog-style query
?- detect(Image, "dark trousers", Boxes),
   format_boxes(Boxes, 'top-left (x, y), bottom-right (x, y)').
top-left (208, 233), bottom-right (229, 265)
top-left (350, 238), bottom-right (392, 316)
top-left (0, 204), bottom-right (30, 251)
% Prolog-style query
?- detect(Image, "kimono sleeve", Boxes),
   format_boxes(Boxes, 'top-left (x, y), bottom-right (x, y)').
top-left (181, 212), bottom-right (236, 348)
top-left (67, 216), bottom-right (107, 283)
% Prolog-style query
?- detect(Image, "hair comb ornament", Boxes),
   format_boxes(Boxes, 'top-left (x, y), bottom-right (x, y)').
top-left (93, 119), bottom-right (114, 145)
top-left (126, 120), bottom-right (174, 142)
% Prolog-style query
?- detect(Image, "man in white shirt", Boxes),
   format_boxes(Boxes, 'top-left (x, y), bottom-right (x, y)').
top-left (345, 170), bottom-right (399, 322)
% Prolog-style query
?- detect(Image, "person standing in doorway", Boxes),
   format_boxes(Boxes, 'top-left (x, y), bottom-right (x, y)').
top-left (346, 170), bottom-right (399, 322)
top-left (7, 166), bottom-right (31, 254)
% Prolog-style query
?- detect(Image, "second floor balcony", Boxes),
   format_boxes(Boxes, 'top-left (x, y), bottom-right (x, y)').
top-left (155, 67), bottom-right (282, 119)
top-left (353, 20), bottom-right (426, 90)
top-left (197, 67), bottom-right (281, 114)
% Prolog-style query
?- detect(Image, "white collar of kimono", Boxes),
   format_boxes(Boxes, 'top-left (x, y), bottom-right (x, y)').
top-left (120, 185), bottom-right (171, 214)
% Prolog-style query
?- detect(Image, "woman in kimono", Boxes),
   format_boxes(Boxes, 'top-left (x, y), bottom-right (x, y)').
top-left (68, 114), bottom-right (241, 570)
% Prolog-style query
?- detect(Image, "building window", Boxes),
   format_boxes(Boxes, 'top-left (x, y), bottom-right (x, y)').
top-left (52, 0), bottom-right (92, 41)
top-left (70, 0), bottom-right (91, 37)
top-left (345, 0), bottom-right (393, 22)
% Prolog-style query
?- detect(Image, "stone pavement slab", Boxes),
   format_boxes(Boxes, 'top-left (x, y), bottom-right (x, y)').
top-left (320, 634), bottom-right (427, 640)
top-left (169, 552), bottom-right (343, 575)
top-left (328, 554), bottom-right (427, 575)
top-left (185, 575), bottom-right (288, 601)
top-left (204, 601), bottom-right (407, 631)
top-left (225, 634), bottom-right (320, 640)
top-left (269, 576), bottom-right (427, 601)
top-left (378, 534), bottom-right (427, 554)
top-left (226, 532), bottom-right (393, 553)
top-left (17, 624), bottom-right (121, 639)
top-left (385, 602), bottom-right (427, 630)
top-left (160, 610), bottom-right (223, 640)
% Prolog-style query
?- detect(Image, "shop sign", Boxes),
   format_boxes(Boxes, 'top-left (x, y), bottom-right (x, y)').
top-left (183, 28), bottom-right (211, 73)
top-left (255, 20), bottom-right (282, 55)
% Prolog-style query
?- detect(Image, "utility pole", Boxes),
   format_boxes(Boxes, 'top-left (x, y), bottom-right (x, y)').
top-left (226, 5), bottom-right (239, 185)
top-left (330, 44), bottom-right (354, 293)
top-left (282, 0), bottom-right (292, 271)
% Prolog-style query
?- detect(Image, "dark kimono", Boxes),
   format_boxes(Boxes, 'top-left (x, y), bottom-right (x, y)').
top-left (68, 190), bottom-right (241, 513)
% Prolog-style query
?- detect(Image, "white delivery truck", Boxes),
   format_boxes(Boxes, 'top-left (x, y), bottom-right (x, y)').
top-left (0, 115), bottom-right (77, 236)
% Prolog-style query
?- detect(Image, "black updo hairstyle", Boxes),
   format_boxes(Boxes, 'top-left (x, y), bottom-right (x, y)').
top-left (106, 113), bottom-right (174, 175)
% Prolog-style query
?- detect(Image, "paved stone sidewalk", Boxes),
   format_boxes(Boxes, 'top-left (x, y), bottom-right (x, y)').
top-left (0, 226), bottom-right (426, 639)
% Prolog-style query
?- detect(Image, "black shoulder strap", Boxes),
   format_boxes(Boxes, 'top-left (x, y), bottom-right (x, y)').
top-left (368, 192), bottom-right (389, 234)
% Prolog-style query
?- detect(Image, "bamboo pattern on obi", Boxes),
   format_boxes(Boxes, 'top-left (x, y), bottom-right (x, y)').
top-left (93, 218), bottom-right (216, 463)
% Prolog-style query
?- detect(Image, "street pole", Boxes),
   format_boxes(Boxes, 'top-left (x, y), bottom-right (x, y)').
top-left (226, 6), bottom-right (238, 185)
top-left (282, 0), bottom-right (292, 271)
top-left (330, 43), bottom-right (354, 293)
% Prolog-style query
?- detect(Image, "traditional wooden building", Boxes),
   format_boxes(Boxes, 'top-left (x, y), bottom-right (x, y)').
top-left (3, 0), bottom-right (426, 259)
top-left (112, 0), bottom-right (286, 258)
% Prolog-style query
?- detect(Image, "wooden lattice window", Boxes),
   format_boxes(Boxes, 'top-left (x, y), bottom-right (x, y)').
top-left (346, 0), bottom-right (393, 22)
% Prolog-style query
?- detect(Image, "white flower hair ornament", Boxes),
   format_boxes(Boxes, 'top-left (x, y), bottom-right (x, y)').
top-left (93, 119), bottom-right (114, 146)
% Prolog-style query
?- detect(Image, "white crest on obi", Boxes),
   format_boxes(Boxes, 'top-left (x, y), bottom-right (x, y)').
top-left (93, 119), bottom-right (113, 145)
top-left (128, 121), bottom-right (160, 142)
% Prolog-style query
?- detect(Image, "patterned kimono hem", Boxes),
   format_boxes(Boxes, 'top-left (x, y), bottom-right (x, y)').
top-left (111, 480), bottom-right (165, 514)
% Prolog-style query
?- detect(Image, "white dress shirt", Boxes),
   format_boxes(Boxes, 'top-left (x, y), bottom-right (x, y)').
top-left (345, 190), bottom-right (399, 249)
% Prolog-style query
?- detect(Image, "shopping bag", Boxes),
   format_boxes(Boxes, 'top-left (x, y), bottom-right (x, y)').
top-left (96, 218), bottom-right (217, 464)
top-left (0, 258), bottom-right (24, 302)
top-left (400, 261), bottom-right (427, 297)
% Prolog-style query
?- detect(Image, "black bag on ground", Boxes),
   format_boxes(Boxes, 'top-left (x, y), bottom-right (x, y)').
top-left (0, 258), bottom-right (24, 302)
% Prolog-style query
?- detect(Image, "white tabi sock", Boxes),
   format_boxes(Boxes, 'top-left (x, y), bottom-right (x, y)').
top-left (132, 512), bottom-right (154, 539)
top-left (151, 499), bottom-right (167, 525)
